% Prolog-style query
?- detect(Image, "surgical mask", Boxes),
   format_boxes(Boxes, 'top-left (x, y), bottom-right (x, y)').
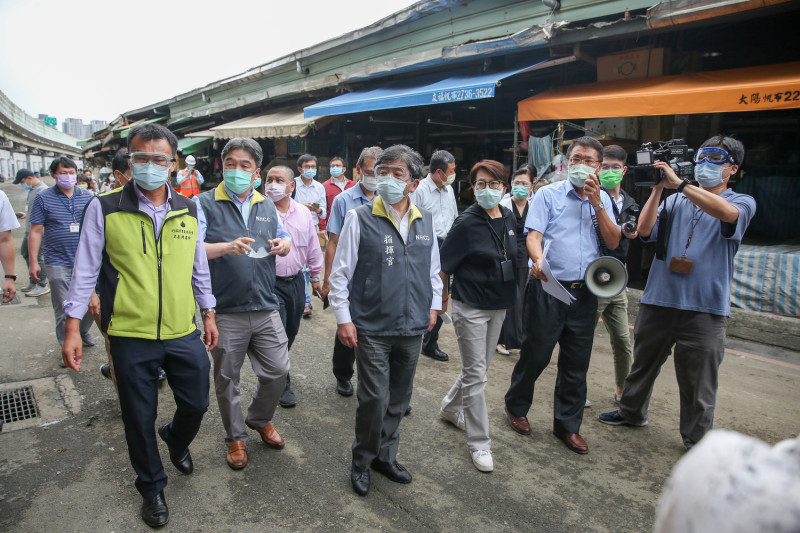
top-left (694, 162), bottom-right (725, 189)
top-left (330, 167), bottom-right (343, 178)
top-left (511, 185), bottom-right (530, 200)
top-left (266, 183), bottom-right (288, 202)
top-left (252, 178), bottom-right (262, 189)
top-left (21, 183), bottom-right (33, 191)
top-left (445, 173), bottom-right (456, 186)
top-left (376, 175), bottom-right (408, 205)
top-left (131, 163), bottom-right (169, 191)
top-left (598, 169), bottom-right (624, 189)
top-left (568, 164), bottom-right (595, 187)
top-left (223, 169), bottom-right (254, 195)
top-left (56, 174), bottom-right (77, 189)
top-left (186, 165), bottom-right (194, 170)
top-left (475, 188), bottom-right (503, 209)
top-left (361, 175), bottom-right (378, 192)
top-left (302, 168), bottom-right (317, 180)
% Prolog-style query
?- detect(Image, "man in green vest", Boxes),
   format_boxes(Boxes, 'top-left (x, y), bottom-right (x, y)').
top-left (61, 123), bottom-right (219, 528)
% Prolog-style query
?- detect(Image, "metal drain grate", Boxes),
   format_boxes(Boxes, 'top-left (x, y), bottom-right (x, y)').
top-left (0, 386), bottom-right (40, 423)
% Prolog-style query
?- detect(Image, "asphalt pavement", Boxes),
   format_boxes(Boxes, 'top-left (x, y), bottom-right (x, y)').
top-left (1, 180), bottom-right (798, 532)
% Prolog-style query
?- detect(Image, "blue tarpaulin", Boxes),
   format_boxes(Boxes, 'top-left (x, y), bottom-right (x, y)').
top-left (303, 60), bottom-right (549, 118)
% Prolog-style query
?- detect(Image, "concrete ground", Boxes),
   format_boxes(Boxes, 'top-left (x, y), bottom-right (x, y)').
top-left (1, 181), bottom-right (798, 532)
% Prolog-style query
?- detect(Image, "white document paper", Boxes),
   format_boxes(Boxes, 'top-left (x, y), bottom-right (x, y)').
top-left (539, 241), bottom-right (576, 305)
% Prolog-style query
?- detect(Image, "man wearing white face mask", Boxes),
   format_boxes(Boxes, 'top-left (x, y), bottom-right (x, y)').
top-left (194, 137), bottom-right (292, 472)
top-left (504, 136), bottom-right (620, 455)
top-left (176, 154), bottom-right (203, 198)
top-left (412, 149), bottom-right (458, 362)
top-left (599, 135), bottom-right (756, 451)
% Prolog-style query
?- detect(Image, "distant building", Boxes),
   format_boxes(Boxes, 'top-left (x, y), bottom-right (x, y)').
top-left (62, 117), bottom-right (84, 137)
top-left (90, 119), bottom-right (107, 131)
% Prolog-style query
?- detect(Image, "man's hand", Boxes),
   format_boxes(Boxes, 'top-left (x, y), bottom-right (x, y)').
top-left (15, 212), bottom-right (25, 220)
top-left (29, 261), bottom-right (41, 282)
top-left (530, 260), bottom-right (548, 282)
top-left (584, 174), bottom-right (603, 206)
top-left (622, 228), bottom-right (639, 240)
top-left (62, 318), bottom-right (83, 371)
top-left (428, 309), bottom-right (437, 331)
top-left (203, 312), bottom-right (218, 350)
top-left (303, 202), bottom-right (322, 215)
top-left (226, 237), bottom-right (255, 256)
top-left (652, 161), bottom-right (682, 189)
top-left (337, 322), bottom-right (358, 348)
top-left (268, 238), bottom-right (290, 257)
top-left (311, 281), bottom-right (322, 300)
top-left (88, 290), bottom-right (101, 320)
top-left (319, 280), bottom-right (331, 300)
top-left (2, 278), bottom-right (15, 303)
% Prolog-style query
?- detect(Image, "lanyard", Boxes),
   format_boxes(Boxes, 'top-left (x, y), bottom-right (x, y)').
top-left (486, 215), bottom-right (508, 261)
top-left (681, 204), bottom-right (703, 257)
top-left (56, 191), bottom-right (77, 223)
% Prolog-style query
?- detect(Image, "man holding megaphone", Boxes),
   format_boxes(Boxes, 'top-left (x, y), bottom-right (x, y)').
top-left (504, 136), bottom-right (620, 455)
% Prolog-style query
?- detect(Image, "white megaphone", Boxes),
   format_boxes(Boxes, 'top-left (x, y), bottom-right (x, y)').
top-left (585, 256), bottom-right (628, 299)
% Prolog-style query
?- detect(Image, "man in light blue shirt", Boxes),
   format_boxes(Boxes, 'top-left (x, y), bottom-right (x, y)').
top-left (504, 136), bottom-right (620, 455)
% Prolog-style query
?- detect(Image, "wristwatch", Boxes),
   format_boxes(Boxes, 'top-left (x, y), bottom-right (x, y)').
top-left (309, 277), bottom-right (321, 283)
top-left (201, 308), bottom-right (215, 317)
top-left (592, 203), bottom-right (604, 211)
top-left (4, 275), bottom-right (16, 281)
top-left (677, 178), bottom-right (691, 193)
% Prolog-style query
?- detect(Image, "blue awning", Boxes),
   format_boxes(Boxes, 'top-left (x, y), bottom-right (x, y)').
top-left (303, 60), bottom-right (552, 118)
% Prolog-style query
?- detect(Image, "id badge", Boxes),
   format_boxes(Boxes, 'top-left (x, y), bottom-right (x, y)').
top-left (500, 259), bottom-right (514, 282)
top-left (69, 223), bottom-right (80, 234)
top-left (668, 256), bottom-right (694, 275)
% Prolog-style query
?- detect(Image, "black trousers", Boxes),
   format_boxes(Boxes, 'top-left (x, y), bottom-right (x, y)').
top-left (274, 273), bottom-right (305, 350)
top-left (504, 278), bottom-right (597, 434)
top-left (422, 239), bottom-right (448, 353)
top-left (110, 329), bottom-right (210, 498)
top-left (332, 335), bottom-right (356, 382)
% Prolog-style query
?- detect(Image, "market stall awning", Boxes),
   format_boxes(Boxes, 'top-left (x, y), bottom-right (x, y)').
top-left (208, 105), bottom-right (333, 139)
top-left (177, 136), bottom-right (213, 155)
top-left (304, 58), bottom-right (559, 118)
top-left (118, 116), bottom-right (167, 139)
top-left (518, 61), bottom-right (800, 121)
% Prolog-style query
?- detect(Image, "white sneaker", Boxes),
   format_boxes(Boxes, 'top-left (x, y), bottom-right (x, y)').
top-left (584, 399), bottom-right (592, 408)
top-left (440, 409), bottom-right (465, 430)
top-left (496, 344), bottom-right (510, 355)
top-left (19, 282), bottom-right (36, 293)
top-left (26, 284), bottom-right (50, 297)
top-left (472, 450), bottom-right (493, 472)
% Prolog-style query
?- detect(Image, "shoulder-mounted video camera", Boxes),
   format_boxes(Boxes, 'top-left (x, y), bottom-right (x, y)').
top-left (630, 139), bottom-right (695, 187)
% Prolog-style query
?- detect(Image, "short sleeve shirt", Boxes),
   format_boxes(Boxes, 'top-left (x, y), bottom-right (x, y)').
top-left (326, 185), bottom-right (377, 236)
top-left (640, 189), bottom-right (756, 316)
top-left (0, 190), bottom-right (20, 232)
top-left (28, 186), bottom-right (94, 267)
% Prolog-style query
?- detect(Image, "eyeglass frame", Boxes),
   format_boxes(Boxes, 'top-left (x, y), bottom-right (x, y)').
top-left (127, 151), bottom-right (176, 167)
top-left (374, 164), bottom-right (412, 182)
top-left (473, 179), bottom-right (505, 190)
top-left (568, 156), bottom-right (600, 167)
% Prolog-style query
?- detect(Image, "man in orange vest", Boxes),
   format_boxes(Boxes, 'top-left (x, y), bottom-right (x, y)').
top-left (176, 155), bottom-right (204, 198)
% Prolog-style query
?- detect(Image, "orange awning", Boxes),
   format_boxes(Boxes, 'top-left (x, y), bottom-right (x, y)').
top-left (518, 62), bottom-right (800, 121)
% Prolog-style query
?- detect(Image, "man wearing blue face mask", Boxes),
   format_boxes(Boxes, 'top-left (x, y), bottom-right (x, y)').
top-left (504, 136), bottom-right (620, 455)
top-left (195, 137), bottom-right (292, 472)
top-left (599, 135), bottom-right (756, 451)
top-left (293, 153), bottom-right (326, 318)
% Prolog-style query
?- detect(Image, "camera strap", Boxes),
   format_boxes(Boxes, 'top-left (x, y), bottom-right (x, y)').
top-left (655, 193), bottom-right (679, 261)
top-left (590, 207), bottom-right (610, 257)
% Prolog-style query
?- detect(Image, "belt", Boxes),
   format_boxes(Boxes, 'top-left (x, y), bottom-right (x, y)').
top-left (558, 280), bottom-right (585, 289)
top-left (276, 271), bottom-right (303, 282)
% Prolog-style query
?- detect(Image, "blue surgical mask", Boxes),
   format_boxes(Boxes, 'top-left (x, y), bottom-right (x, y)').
top-left (131, 163), bottom-right (169, 191)
top-left (223, 169), bottom-right (254, 195)
top-left (330, 167), bottom-right (343, 178)
top-left (253, 178), bottom-right (262, 189)
top-left (694, 162), bottom-right (725, 189)
top-left (376, 175), bottom-right (409, 205)
top-left (302, 168), bottom-right (317, 180)
top-left (568, 164), bottom-right (595, 188)
top-left (21, 183), bottom-right (33, 191)
top-left (475, 188), bottom-right (503, 209)
top-left (511, 185), bottom-right (530, 200)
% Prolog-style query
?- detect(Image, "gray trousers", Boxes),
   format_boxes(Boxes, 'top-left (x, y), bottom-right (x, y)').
top-left (619, 303), bottom-right (727, 448)
top-left (595, 289), bottom-right (633, 389)
top-left (352, 334), bottom-right (421, 470)
top-left (442, 300), bottom-right (505, 452)
top-left (211, 311), bottom-right (289, 445)
top-left (44, 263), bottom-right (92, 345)
top-left (20, 233), bottom-right (46, 285)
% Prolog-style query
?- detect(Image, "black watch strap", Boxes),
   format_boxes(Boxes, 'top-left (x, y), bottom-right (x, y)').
top-left (4, 275), bottom-right (16, 280)
top-left (677, 179), bottom-right (690, 193)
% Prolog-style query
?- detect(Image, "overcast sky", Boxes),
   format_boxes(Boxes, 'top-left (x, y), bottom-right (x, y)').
top-left (0, 0), bottom-right (417, 126)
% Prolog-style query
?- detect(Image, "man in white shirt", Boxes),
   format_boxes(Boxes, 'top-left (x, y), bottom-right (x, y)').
top-left (411, 149), bottom-right (458, 362)
top-left (293, 153), bottom-right (326, 318)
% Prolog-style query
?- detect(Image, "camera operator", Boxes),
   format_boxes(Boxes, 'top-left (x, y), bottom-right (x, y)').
top-left (593, 145), bottom-right (639, 404)
top-left (599, 135), bottom-right (756, 451)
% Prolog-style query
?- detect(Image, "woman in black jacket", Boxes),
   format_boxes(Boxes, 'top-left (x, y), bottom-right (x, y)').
top-left (439, 160), bottom-right (517, 473)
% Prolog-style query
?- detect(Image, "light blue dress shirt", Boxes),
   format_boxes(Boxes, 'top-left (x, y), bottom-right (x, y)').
top-left (325, 184), bottom-right (378, 236)
top-left (525, 179), bottom-right (614, 280)
top-left (194, 185), bottom-right (290, 241)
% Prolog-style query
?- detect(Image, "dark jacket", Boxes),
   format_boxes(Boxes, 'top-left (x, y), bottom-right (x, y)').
top-left (606, 188), bottom-right (640, 264)
top-left (441, 203), bottom-right (518, 310)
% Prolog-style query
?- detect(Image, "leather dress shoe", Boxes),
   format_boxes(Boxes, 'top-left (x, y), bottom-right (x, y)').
top-left (141, 490), bottom-right (169, 527)
top-left (336, 378), bottom-right (353, 397)
top-left (505, 408), bottom-right (531, 435)
top-left (404, 405), bottom-right (412, 416)
top-left (158, 424), bottom-right (193, 474)
top-left (351, 464), bottom-right (370, 496)
top-left (227, 440), bottom-right (247, 470)
top-left (421, 348), bottom-right (449, 361)
top-left (245, 419), bottom-right (285, 449)
top-left (371, 459), bottom-right (412, 484)
top-left (553, 431), bottom-right (589, 454)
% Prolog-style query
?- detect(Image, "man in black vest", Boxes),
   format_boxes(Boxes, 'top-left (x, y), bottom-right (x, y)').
top-left (328, 144), bottom-right (443, 496)
top-left (195, 137), bottom-right (291, 471)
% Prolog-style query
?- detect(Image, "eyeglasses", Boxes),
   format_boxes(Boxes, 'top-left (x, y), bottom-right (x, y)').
top-left (600, 164), bottom-right (623, 171)
top-left (511, 181), bottom-right (531, 187)
top-left (128, 152), bottom-right (175, 167)
top-left (375, 164), bottom-right (411, 181)
top-left (568, 157), bottom-right (599, 166)
top-left (693, 147), bottom-right (734, 166)
top-left (474, 180), bottom-right (504, 190)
